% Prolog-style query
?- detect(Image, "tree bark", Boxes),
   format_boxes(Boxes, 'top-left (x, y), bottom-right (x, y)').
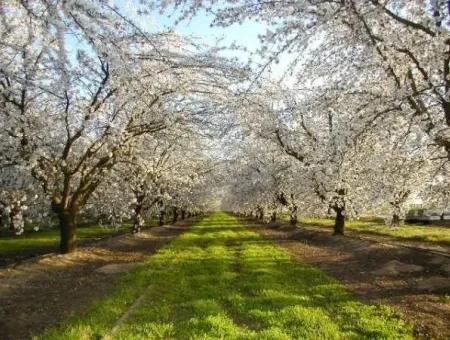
top-left (159, 209), bottom-right (165, 226)
top-left (257, 206), bottom-right (265, 220)
top-left (289, 204), bottom-right (298, 226)
top-left (172, 207), bottom-right (178, 224)
top-left (132, 204), bottom-right (144, 234)
top-left (181, 209), bottom-right (186, 220)
top-left (270, 211), bottom-right (277, 223)
top-left (0, 208), bottom-right (5, 228)
top-left (132, 193), bottom-right (146, 233)
top-left (333, 207), bottom-right (345, 235)
top-left (9, 203), bottom-right (25, 235)
top-left (391, 213), bottom-right (401, 227)
top-left (58, 210), bottom-right (77, 253)
top-left (389, 198), bottom-right (406, 227)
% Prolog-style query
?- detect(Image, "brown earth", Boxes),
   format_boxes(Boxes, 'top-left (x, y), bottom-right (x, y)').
top-left (248, 221), bottom-right (450, 340)
top-left (0, 221), bottom-right (193, 340)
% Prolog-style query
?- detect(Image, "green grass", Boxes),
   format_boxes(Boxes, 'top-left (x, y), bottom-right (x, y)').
top-left (40, 212), bottom-right (412, 339)
top-left (0, 224), bottom-right (130, 257)
top-left (295, 216), bottom-right (450, 246)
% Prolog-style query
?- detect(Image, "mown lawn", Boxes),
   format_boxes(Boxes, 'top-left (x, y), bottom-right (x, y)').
top-left (0, 224), bottom-right (130, 257)
top-left (40, 212), bottom-right (412, 339)
top-left (296, 217), bottom-right (450, 246)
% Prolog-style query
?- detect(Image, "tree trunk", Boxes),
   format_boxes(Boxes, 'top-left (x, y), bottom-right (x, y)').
top-left (390, 202), bottom-right (403, 227)
top-left (58, 211), bottom-right (77, 253)
top-left (333, 207), bottom-right (345, 235)
top-left (391, 213), bottom-right (401, 227)
top-left (270, 211), bottom-right (277, 223)
top-left (9, 203), bottom-right (25, 235)
top-left (132, 204), bottom-right (144, 234)
top-left (289, 205), bottom-right (298, 226)
top-left (132, 193), bottom-right (146, 233)
top-left (181, 209), bottom-right (186, 220)
top-left (257, 206), bottom-right (264, 220)
top-left (0, 208), bottom-right (5, 228)
top-left (172, 207), bottom-right (178, 224)
top-left (159, 209), bottom-right (165, 226)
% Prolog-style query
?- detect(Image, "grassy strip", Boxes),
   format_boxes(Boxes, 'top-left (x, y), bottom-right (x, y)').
top-left (39, 212), bottom-right (412, 339)
top-left (294, 217), bottom-right (450, 247)
top-left (0, 224), bottom-right (131, 257)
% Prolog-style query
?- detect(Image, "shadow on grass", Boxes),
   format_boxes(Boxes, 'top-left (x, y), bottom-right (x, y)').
top-left (246, 221), bottom-right (450, 302)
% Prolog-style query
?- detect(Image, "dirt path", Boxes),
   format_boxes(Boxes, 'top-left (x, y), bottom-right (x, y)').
top-left (249, 222), bottom-right (450, 340)
top-left (0, 221), bottom-right (193, 340)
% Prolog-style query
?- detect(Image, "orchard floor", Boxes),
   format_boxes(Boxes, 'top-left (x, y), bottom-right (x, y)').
top-left (0, 221), bottom-right (193, 340)
top-left (253, 222), bottom-right (450, 339)
top-left (0, 213), bottom-right (447, 339)
top-left (0, 224), bottom-right (132, 267)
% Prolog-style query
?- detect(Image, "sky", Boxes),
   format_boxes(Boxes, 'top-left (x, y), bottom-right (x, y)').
top-left (156, 9), bottom-right (265, 56)
top-left (64, 1), bottom-right (293, 82)
top-left (113, 0), bottom-right (265, 57)
top-left (143, 3), bottom-right (292, 81)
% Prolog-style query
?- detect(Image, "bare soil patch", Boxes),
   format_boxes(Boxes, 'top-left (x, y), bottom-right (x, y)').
top-left (248, 221), bottom-right (450, 340)
top-left (0, 222), bottom-right (193, 340)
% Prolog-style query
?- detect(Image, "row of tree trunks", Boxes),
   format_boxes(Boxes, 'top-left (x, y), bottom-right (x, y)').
top-left (249, 201), bottom-right (411, 237)
top-left (255, 203), bottom-right (344, 235)
top-left (160, 206), bottom-right (189, 226)
top-left (57, 204), bottom-right (190, 253)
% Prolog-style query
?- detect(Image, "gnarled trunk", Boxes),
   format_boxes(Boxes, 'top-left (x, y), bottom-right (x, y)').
top-left (9, 203), bottom-right (25, 235)
top-left (132, 205), bottom-right (144, 234)
top-left (389, 202), bottom-right (404, 227)
top-left (172, 207), bottom-right (178, 224)
top-left (289, 204), bottom-right (298, 226)
top-left (52, 198), bottom-right (79, 254)
top-left (270, 211), bottom-right (277, 223)
top-left (333, 207), bottom-right (345, 235)
top-left (58, 210), bottom-right (77, 253)
top-left (256, 206), bottom-right (265, 220)
top-left (159, 209), bottom-right (165, 226)
top-left (132, 193), bottom-right (146, 233)
top-left (0, 208), bottom-right (5, 228)
top-left (389, 192), bottom-right (409, 227)
top-left (391, 213), bottom-right (401, 227)
top-left (132, 214), bottom-right (144, 233)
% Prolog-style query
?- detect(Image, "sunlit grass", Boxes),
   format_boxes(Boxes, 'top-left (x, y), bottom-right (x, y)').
top-left (295, 216), bottom-right (450, 246)
top-left (40, 212), bottom-right (412, 339)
